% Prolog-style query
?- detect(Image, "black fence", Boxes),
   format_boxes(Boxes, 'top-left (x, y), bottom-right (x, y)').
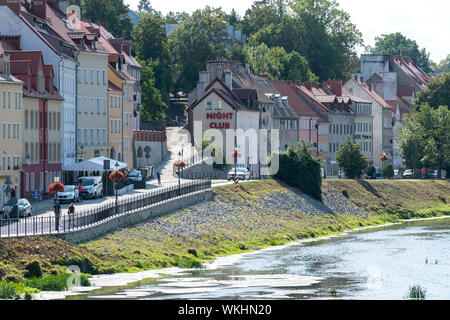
top-left (0, 179), bottom-right (211, 238)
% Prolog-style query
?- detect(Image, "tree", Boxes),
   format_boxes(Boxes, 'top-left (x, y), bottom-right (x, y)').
top-left (69, 0), bottom-right (133, 39)
top-left (169, 7), bottom-right (228, 93)
top-left (164, 11), bottom-right (189, 24)
top-left (370, 32), bottom-right (431, 74)
top-left (246, 43), bottom-right (317, 81)
top-left (414, 73), bottom-right (450, 110)
top-left (132, 13), bottom-right (172, 102)
top-left (397, 104), bottom-right (450, 175)
top-left (226, 9), bottom-right (241, 26)
top-left (335, 138), bottom-right (368, 179)
top-left (438, 54), bottom-right (450, 73)
top-left (274, 141), bottom-right (322, 201)
top-left (382, 163), bottom-right (394, 179)
top-left (139, 60), bottom-right (167, 120)
top-left (138, 0), bottom-right (153, 12)
top-left (246, 0), bottom-right (362, 80)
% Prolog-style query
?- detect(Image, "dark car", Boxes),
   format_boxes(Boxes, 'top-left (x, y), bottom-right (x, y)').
top-left (17, 198), bottom-right (32, 218)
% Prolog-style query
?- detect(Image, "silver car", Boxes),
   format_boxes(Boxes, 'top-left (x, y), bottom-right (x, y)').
top-left (128, 170), bottom-right (143, 182)
top-left (57, 185), bottom-right (80, 203)
top-left (227, 168), bottom-right (250, 181)
top-left (17, 198), bottom-right (32, 218)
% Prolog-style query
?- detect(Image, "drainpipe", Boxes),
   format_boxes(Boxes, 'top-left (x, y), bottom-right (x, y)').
top-left (74, 51), bottom-right (80, 183)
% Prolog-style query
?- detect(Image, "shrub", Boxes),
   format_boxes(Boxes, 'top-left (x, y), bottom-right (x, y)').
top-left (24, 273), bottom-right (91, 291)
top-left (335, 138), bottom-right (368, 179)
top-left (0, 281), bottom-right (39, 300)
top-left (24, 260), bottom-right (42, 279)
top-left (174, 257), bottom-right (204, 269)
top-left (273, 141), bottom-right (322, 201)
top-left (407, 284), bottom-right (427, 299)
top-left (382, 164), bottom-right (394, 179)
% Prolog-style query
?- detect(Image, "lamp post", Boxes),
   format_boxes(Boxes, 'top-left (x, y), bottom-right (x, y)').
top-left (114, 161), bottom-right (120, 214)
top-left (54, 174), bottom-right (60, 205)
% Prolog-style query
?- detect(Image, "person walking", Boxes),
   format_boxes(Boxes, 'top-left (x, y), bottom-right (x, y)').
top-left (78, 183), bottom-right (83, 203)
top-left (338, 170), bottom-right (342, 179)
top-left (54, 201), bottom-right (61, 231)
top-left (157, 171), bottom-right (161, 185)
top-left (68, 203), bottom-right (75, 229)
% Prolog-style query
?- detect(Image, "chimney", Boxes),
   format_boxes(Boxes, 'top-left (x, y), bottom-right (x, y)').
top-left (122, 41), bottom-right (132, 56)
top-left (294, 80), bottom-right (301, 87)
top-left (354, 74), bottom-right (358, 81)
top-left (313, 83), bottom-right (319, 89)
top-left (304, 81), bottom-right (313, 91)
top-left (413, 58), bottom-right (418, 67)
top-left (330, 80), bottom-right (342, 96)
top-left (359, 76), bottom-right (363, 82)
top-left (199, 71), bottom-right (210, 85)
top-left (0, 0), bottom-right (21, 16)
top-left (405, 56), bottom-right (410, 65)
top-left (322, 80), bottom-right (330, 88)
top-left (197, 81), bottom-right (206, 100)
top-left (224, 70), bottom-right (232, 90)
top-left (368, 83), bottom-right (372, 91)
top-left (31, 0), bottom-right (47, 20)
top-left (0, 35), bottom-right (21, 50)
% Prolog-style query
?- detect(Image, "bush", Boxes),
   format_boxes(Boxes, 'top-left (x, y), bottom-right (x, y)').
top-left (24, 260), bottom-right (42, 279)
top-left (407, 284), bottom-right (427, 299)
top-left (273, 142), bottom-right (322, 201)
top-left (24, 273), bottom-right (91, 291)
top-left (0, 281), bottom-right (39, 300)
top-left (382, 164), bottom-right (394, 179)
top-left (336, 138), bottom-right (368, 179)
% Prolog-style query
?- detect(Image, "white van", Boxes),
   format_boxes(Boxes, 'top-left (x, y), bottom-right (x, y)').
top-left (78, 176), bottom-right (103, 199)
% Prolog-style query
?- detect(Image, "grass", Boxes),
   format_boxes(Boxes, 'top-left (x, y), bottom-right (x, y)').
top-left (24, 273), bottom-right (91, 291)
top-left (0, 179), bottom-right (448, 285)
top-left (407, 284), bottom-right (427, 299)
top-left (0, 281), bottom-right (40, 300)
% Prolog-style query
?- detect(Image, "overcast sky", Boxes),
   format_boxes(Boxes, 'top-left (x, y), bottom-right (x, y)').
top-left (124, 0), bottom-right (449, 62)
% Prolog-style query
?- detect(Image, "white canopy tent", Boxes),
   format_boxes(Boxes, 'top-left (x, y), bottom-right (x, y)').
top-left (63, 156), bottom-right (128, 172)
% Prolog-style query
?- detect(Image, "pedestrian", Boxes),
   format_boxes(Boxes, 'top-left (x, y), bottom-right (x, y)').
top-left (10, 188), bottom-right (16, 200)
top-left (54, 201), bottom-right (61, 231)
top-left (338, 170), bottom-right (342, 179)
top-left (78, 183), bottom-right (83, 203)
top-left (156, 171), bottom-right (161, 185)
top-left (68, 203), bottom-right (75, 229)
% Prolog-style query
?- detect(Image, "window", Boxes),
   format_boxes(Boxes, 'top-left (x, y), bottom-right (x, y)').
top-left (118, 98), bottom-right (121, 109)
top-left (31, 173), bottom-right (35, 192)
top-left (84, 69), bottom-right (88, 84)
top-left (8, 91), bottom-right (11, 109)
top-left (102, 70), bottom-right (106, 85)
top-left (103, 98), bottom-right (106, 114)
top-left (77, 128), bottom-right (81, 142)
top-left (118, 120), bottom-right (121, 134)
top-left (103, 129), bottom-right (106, 145)
top-left (90, 69), bottom-right (94, 84)
top-left (84, 128), bottom-right (88, 144)
top-left (110, 120), bottom-right (114, 134)
top-left (110, 96), bottom-right (114, 108)
top-left (90, 129), bottom-right (94, 144)
top-left (2, 91), bottom-right (5, 109)
top-left (96, 129), bottom-right (100, 145)
top-left (205, 101), bottom-right (212, 110)
top-left (90, 97), bottom-right (94, 113)
top-left (215, 100), bottom-right (222, 110)
top-left (96, 70), bottom-right (100, 85)
top-left (77, 96), bottom-right (82, 113)
top-left (84, 97), bottom-right (89, 113)
top-left (97, 97), bottom-right (100, 114)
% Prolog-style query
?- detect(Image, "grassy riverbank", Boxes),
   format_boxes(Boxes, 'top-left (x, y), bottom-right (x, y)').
top-left (0, 179), bottom-right (449, 295)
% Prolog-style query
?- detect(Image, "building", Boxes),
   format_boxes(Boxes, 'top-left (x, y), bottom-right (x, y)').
top-left (5, 48), bottom-right (63, 200)
top-left (187, 76), bottom-right (260, 172)
top-left (344, 76), bottom-right (393, 168)
top-left (107, 68), bottom-right (123, 163)
top-left (133, 130), bottom-right (168, 169)
top-left (0, 52), bottom-right (23, 202)
top-left (272, 80), bottom-right (329, 158)
top-left (0, 0), bottom-right (78, 178)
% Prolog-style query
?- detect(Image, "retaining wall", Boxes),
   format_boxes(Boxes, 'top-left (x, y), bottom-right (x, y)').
top-left (57, 190), bottom-right (213, 244)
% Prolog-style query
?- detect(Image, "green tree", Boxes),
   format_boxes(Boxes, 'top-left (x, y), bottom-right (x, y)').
top-left (229, 44), bottom-right (250, 65)
top-left (132, 13), bottom-right (172, 102)
top-left (169, 7), bottom-right (228, 93)
top-left (438, 54), bottom-right (450, 73)
top-left (397, 104), bottom-right (450, 175)
top-left (139, 60), bottom-right (167, 120)
top-left (69, 0), bottom-right (133, 39)
top-left (274, 141), bottom-right (322, 201)
top-left (246, 0), bottom-right (362, 80)
top-left (335, 138), bottom-right (368, 179)
top-left (226, 9), bottom-right (241, 26)
top-left (382, 163), bottom-right (394, 179)
top-left (414, 73), bottom-right (450, 110)
top-left (164, 11), bottom-right (189, 24)
top-left (370, 32), bottom-right (431, 74)
top-left (138, 0), bottom-right (153, 12)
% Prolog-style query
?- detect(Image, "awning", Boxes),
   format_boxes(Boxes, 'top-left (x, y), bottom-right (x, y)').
top-left (63, 156), bottom-right (128, 172)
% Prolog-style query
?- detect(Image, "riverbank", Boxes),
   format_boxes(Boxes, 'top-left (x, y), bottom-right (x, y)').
top-left (0, 179), bottom-right (449, 296)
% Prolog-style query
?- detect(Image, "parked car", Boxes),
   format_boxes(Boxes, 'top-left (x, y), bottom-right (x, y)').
top-left (78, 176), bottom-right (103, 199)
top-left (128, 170), bottom-right (143, 182)
top-left (57, 185), bottom-right (80, 203)
top-left (17, 198), bottom-right (32, 218)
top-left (227, 167), bottom-right (250, 181)
top-left (394, 169), bottom-right (402, 179)
top-left (428, 170), bottom-right (439, 178)
top-left (402, 169), bottom-right (414, 179)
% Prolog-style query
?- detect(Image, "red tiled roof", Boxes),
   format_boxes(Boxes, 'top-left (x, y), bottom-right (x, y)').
top-left (272, 81), bottom-right (324, 119)
top-left (10, 60), bottom-right (31, 75)
top-left (347, 78), bottom-right (391, 109)
top-left (390, 55), bottom-right (431, 88)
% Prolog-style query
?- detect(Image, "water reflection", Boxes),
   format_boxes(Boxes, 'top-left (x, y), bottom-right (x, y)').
top-left (67, 218), bottom-right (450, 300)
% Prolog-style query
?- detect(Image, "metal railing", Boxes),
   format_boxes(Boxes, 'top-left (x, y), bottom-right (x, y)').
top-left (0, 179), bottom-right (211, 238)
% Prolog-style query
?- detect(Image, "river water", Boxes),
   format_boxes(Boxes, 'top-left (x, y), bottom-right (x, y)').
top-left (67, 218), bottom-right (450, 300)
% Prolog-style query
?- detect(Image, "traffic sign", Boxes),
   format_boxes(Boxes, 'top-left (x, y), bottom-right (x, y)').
top-left (32, 190), bottom-right (41, 200)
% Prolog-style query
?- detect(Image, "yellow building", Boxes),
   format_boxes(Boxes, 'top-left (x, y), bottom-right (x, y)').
top-left (0, 53), bottom-right (23, 204)
top-left (108, 65), bottom-right (123, 161)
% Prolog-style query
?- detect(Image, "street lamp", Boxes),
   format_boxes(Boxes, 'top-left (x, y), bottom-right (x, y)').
top-left (54, 173), bottom-right (60, 205)
top-left (114, 161), bottom-right (120, 213)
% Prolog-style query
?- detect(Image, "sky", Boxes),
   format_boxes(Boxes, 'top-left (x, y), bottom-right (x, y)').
top-left (124, 0), bottom-right (450, 63)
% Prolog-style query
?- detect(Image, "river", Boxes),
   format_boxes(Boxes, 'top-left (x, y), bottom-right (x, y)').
top-left (66, 217), bottom-right (450, 300)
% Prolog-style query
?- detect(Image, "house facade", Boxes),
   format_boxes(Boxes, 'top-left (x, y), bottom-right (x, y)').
top-left (0, 52), bottom-right (23, 202)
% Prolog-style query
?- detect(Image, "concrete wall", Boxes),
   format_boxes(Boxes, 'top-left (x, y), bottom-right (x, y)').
top-left (58, 190), bottom-right (213, 243)
top-left (360, 54), bottom-right (390, 82)
top-left (134, 140), bottom-right (166, 168)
